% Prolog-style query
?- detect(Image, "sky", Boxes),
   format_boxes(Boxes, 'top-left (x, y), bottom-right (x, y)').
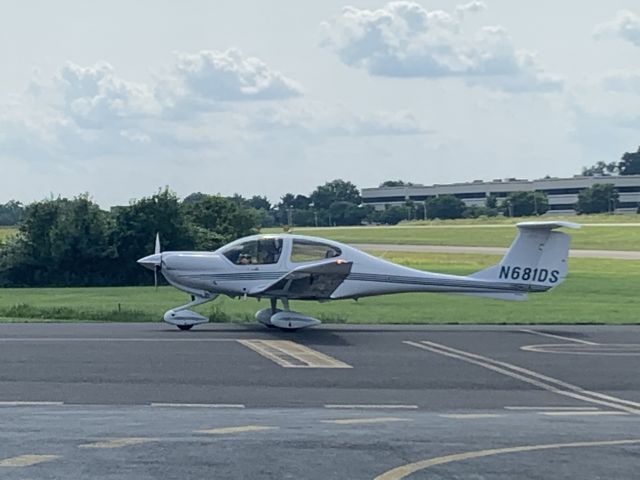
top-left (1, 0), bottom-right (639, 207)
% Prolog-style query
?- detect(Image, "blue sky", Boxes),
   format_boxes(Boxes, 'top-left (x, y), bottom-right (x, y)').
top-left (1, 1), bottom-right (639, 206)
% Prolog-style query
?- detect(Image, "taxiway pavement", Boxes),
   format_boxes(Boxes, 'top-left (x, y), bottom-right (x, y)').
top-left (1, 323), bottom-right (638, 479)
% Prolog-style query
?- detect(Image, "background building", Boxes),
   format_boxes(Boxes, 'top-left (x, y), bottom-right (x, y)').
top-left (362, 176), bottom-right (640, 214)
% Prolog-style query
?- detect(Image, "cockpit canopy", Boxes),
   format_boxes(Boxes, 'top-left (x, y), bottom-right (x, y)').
top-left (221, 237), bottom-right (283, 265)
top-left (220, 236), bottom-right (342, 266)
top-left (290, 239), bottom-right (341, 263)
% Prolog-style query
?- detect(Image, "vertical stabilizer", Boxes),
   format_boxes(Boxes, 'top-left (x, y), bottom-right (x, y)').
top-left (471, 221), bottom-right (580, 291)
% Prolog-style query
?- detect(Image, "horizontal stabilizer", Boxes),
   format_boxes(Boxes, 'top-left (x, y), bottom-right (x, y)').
top-left (516, 221), bottom-right (581, 230)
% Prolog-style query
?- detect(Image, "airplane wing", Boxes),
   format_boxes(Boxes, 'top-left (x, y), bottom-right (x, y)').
top-left (249, 260), bottom-right (353, 299)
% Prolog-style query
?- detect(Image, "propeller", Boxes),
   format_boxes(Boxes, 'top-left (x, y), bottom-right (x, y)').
top-left (154, 233), bottom-right (161, 290)
top-left (136, 234), bottom-right (164, 291)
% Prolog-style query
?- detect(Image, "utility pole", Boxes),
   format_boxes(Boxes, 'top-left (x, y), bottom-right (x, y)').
top-left (310, 202), bottom-right (318, 227)
top-left (287, 206), bottom-right (293, 227)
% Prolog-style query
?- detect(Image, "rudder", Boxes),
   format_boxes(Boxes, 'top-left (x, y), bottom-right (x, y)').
top-left (472, 221), bottom-right (580, 291)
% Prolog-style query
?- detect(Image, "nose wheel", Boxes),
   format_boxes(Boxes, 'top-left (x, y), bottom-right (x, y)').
top-left (163, 294), bottom-right (218, 331)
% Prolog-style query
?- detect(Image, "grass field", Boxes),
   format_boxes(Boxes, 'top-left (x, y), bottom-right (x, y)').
top-left (395, 213), bottom-right (640, 225)
top-left (0, 227), bottom-right (17, 240)
top-left (1, 252), bottom-right (638, 324)
top-left (264, 223), bottom-right (640, 251)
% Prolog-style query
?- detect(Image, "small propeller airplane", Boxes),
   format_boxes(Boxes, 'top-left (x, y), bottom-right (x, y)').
top-left (137, 221), bottom-right (580, 331)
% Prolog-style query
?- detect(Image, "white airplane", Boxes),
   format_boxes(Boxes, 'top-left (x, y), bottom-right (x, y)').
top-left (137, 221), bottom-right (580, 331)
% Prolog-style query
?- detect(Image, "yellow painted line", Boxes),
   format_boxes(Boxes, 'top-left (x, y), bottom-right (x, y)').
top-left (440, 414), bottom-right (502, 419)
top-left (539, 411), bottom-right (628, 416)
top-left (196, 425), bottom-right (276, 435)
top-left (322, 417), bottom-right (409, 425)
top-left (79, 437), bottom-right (158, 449)
top-left (0, 454), bottom-right (60, 467)
top-left (375, 439), bottom-right (640, 480)
top-left (237, 340), bottom-right (351, 368)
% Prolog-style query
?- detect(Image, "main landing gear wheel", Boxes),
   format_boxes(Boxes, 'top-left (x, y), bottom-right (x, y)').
top-left (177, 324), bottom-right (194, 331)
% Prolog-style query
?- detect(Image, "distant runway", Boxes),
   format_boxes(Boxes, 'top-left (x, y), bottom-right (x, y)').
top-left (353, 243), bottom-right (640, 259)
top-left (1, 323), bottom-right (639, 479)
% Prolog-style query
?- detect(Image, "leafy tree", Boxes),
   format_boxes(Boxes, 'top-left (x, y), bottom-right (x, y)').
top-left (5, 195), bottom-right (116, 286)
top-left (0, 201), bottom-right (25, 226)
top-left (115, 189), bottom-right (195, 284)
top-left (582, 161), bottom-right (617, 176)
top-left (485, 194), bottom-right (498, 209)
top-left (424, 195), bottom-right (466, 220)
top-left (581, 147), bottom-right (640, 176)
top-left (379, 206), bottom-right (407, 225)
top-left (229, 193), bottom-right (248, 206)
top-left (310, 179), bottom-right (361, 210)
top-left (181, 195), bottom-right (258, 245)
top-left (502, 191), bottom-right (549, 217)
top-left (379, 180), bottom-right (414, 187)
top-left (575, 184), bottom-right (619, 214)
top-left (619, 147), bottom-right (640, 175)
top-left (247, 195), bottom-right (271, 211)
top-left (183, 192), bottom-right (208, 204)
top-left (329, 201), bottom-right (366, 226)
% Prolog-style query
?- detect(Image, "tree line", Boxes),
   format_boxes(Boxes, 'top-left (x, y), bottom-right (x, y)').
top-left (1, 146), bottom-right (638, 288)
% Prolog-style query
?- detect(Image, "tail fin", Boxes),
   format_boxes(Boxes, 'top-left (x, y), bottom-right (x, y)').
top-left (471, 221), bottom-right (580, 293)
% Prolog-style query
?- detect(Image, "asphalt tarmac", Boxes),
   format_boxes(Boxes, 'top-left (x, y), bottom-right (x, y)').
top-left (1, 323), bottom-right (639, 479)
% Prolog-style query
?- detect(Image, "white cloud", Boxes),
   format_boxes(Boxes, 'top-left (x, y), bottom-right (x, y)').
top-left (319, 1), bottom-right (561, 92)
top-left (158, 48), bottom-right (302, 114)
top-left (456, 1), bottom-right (487, 18)
top-left (594, 10), bottom-right (640, 47)
top-left (600, 69), bottom-right (640, 94)
top-left (58, 61), bottom-right (160, 129)
top-left (241, 101), bottom-right (429, 137)
top-left (0, 50), bottom-right (426, 175)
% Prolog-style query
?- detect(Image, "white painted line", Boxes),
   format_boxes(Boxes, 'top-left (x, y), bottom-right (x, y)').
top-left (505, 406), bottom-right (600, 411)
top-left (440, 414), bottom-right (502, 419)
top-left (197, 425), bottom-right (276, 435)
top-left (0, 338), bottom-right (236, 342)
top-left (521, 343), bottom-right (640, 357)
top-left (0, 401), bottom-right (64, 406)
top-left (150, 403), bottom-right (245, 409)
top-left (0, 454), bottom-right (60, 467)
top-left (405, 340), bottom-right (640, 415)
top-left (322, 417), bottom-right (409, 425)
top-left (520, 329), bottom-right (598, 345)
top-left (238, 340), bottom-right (352, 368)
top-left (539, 411), bottom-right (628, 417)
top-left (325, 404), bottom-right (419, 410)
top-left (79, 437), bottom-right (158, 449)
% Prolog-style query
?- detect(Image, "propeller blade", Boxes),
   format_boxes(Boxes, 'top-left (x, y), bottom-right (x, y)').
top-left (155, 233), bottom-right (161, 255)
top-left (154, 266), bottom-right (158, 291)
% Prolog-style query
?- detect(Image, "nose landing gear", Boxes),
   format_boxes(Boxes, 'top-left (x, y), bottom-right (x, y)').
top-left (163, 294), bottom-right (218, 331)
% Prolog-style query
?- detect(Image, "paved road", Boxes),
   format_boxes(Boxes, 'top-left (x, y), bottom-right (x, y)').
top-left (353, 243), bottom-right (640, 259)
top-left (1, 323), bottom-right (639, 479)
